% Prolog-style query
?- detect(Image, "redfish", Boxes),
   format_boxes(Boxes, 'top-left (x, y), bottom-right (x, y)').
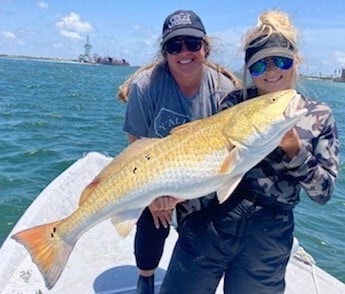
top-left (12, 90), bottom-right (306, 289)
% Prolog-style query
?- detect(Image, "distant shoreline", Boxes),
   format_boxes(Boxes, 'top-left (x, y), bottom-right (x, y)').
top-left (0, 54), bottom-right (131, 67)
top-left (300, 74), bottom-right (345, 83)
top-left (0, 53), bottom-right (78, 63)
top-left (1, 55), bottom-right (343, 81)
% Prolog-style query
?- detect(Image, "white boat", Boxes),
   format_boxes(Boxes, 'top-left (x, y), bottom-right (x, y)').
top-left (0, 152), bottom-right (344, 293)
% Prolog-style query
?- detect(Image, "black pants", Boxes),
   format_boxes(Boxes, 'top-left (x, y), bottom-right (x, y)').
top-left (134, 197), bottom-right (212, 270)
top-left (134, 207), bottom-right (170, 270)
top-left (160, 199), bottom-right (294, 294)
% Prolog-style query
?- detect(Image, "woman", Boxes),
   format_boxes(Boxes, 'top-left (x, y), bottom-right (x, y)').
top-left (160, 10), bottom-right (339, 294)
top-left (118, 10), bottom-right (240, 293)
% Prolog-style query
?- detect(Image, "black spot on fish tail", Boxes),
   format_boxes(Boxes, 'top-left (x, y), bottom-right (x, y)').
top-left (50, 226), bottom-right (57, 238)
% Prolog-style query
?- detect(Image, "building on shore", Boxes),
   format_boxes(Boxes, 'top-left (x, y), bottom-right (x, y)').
top-left (333, 68), bottom-right (345, 82)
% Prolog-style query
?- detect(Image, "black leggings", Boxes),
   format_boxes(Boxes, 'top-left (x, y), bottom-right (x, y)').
top-left (134, 207), bottom-right (170, 270)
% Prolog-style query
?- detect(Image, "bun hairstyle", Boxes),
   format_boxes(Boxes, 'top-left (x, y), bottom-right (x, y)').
top-left (243, 10), bottom-right (300, 61)
top-left (241, 10), bottom-right (303, 97)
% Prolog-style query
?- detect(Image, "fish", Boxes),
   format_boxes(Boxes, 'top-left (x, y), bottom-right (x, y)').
top-left (11, 89), bottom-right (306, 289)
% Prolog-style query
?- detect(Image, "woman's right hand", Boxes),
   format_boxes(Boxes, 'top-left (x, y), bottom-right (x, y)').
top-left (148, 196), bottom-right (184, 229)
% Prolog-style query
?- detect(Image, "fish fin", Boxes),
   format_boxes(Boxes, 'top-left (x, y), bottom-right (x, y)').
top-left (11, 220), bottom-right (73, 290)
top-left (217, 175), bottom-right (243, 203)
top-left (110, 208), bottom-right (143, 238)
top-left (111, 219), bottom-right (137, 238)
top-left (128, 137), bottom-right (162, 150)
top-left (219, 148), bottom-right (239, 174)
top-left (79, 138), bottom-right (161, 206)
top-left (169, 119), bottom-right (201, 134)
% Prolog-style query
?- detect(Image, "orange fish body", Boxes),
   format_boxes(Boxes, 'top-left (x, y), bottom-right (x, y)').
top-left (12, 90), bottom-right (306, 289)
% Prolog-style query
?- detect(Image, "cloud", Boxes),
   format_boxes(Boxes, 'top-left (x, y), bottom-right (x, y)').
top-left (37, 1), bottom-right (48, 8)
top-left (334, 51), bottom-right (345, 66)
top-left (56, 12), bottom-right (92, 39)
top-left (132, 24), bottom-right (141, 30)
top-left (1, 31), bottom-right (16, 40)
top-left (52, 43), bottom-right (63, 49)
top-left (59, 30), bottom-right (82, 40)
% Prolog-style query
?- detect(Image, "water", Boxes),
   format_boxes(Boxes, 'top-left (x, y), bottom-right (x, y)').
top-left (0, 58), bottom-right (344, 283)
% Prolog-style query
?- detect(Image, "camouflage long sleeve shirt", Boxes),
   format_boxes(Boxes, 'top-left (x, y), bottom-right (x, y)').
top-left (220, 88), bottom-right (340, 210)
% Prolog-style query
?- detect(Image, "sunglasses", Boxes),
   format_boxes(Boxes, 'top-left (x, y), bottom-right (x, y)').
top-left (249, 56), bottom-right (293, 77)
top-left (165, 37), bottom-right (203, 55)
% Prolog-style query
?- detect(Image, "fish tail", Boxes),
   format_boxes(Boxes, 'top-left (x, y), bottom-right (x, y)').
top-left (11, 220), bottom-right (74, 289)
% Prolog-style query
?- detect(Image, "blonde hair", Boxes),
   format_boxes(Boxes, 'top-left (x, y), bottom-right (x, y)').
top-left (118, 63), bottom-right (157, 102)
top-left (242, 10), bottom-right (303, 96)
top-left (117, 36), bottom-right (241, 102)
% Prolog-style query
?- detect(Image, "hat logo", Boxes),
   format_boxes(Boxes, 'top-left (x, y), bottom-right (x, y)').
top-left (168, 12), bottom-right (192, 29)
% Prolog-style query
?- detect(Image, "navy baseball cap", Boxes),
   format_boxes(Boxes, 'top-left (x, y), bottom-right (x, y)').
top-left (161, 10), bottom-right (206, 45)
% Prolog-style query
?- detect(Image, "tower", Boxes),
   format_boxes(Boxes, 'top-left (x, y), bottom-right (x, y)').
top-left (84, 35), bottom-right (92, 59)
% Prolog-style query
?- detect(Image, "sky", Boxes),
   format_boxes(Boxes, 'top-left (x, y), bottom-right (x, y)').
top-left (1, 0), bottom-right (345, 76)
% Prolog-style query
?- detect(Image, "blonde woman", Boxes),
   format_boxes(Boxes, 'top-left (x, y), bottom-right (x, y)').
top-left (160, 10), bottom-right (339, 294)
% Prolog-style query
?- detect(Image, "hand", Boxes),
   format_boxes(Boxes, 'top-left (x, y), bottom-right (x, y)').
top-left (148, 196), bottom-right (184, 229)
top-left (279, 128), bottom-right (302, 159)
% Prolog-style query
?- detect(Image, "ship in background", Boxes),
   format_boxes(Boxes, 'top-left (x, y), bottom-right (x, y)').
top-left (78, 36), bottom-right (130, 66)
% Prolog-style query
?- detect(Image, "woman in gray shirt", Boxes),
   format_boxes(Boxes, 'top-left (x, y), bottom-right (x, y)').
top-left (119, 9), bottom-right (240, 293)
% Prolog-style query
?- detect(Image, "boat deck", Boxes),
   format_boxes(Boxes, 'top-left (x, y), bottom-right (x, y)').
top-left (1, 152), bottom-right (344, 293)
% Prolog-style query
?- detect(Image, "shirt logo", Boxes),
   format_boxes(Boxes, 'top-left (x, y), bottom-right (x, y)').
top-left (154, 108), bottom-right (190, 138)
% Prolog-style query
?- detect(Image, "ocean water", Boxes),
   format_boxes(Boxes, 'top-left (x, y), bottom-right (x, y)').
top-left (0, 58), bottom-right (344, 283)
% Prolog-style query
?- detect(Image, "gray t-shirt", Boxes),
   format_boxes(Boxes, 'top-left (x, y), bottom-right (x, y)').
top-left (123, 63), bottom-right (236, 221)
top-left (123, 63), bottom-right (235, 138)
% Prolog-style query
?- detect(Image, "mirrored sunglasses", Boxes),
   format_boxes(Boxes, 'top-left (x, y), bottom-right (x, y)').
top-left (249, 56), bottom-right (293, 77)
top-left (165, 37), bottom-right (203, 55)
